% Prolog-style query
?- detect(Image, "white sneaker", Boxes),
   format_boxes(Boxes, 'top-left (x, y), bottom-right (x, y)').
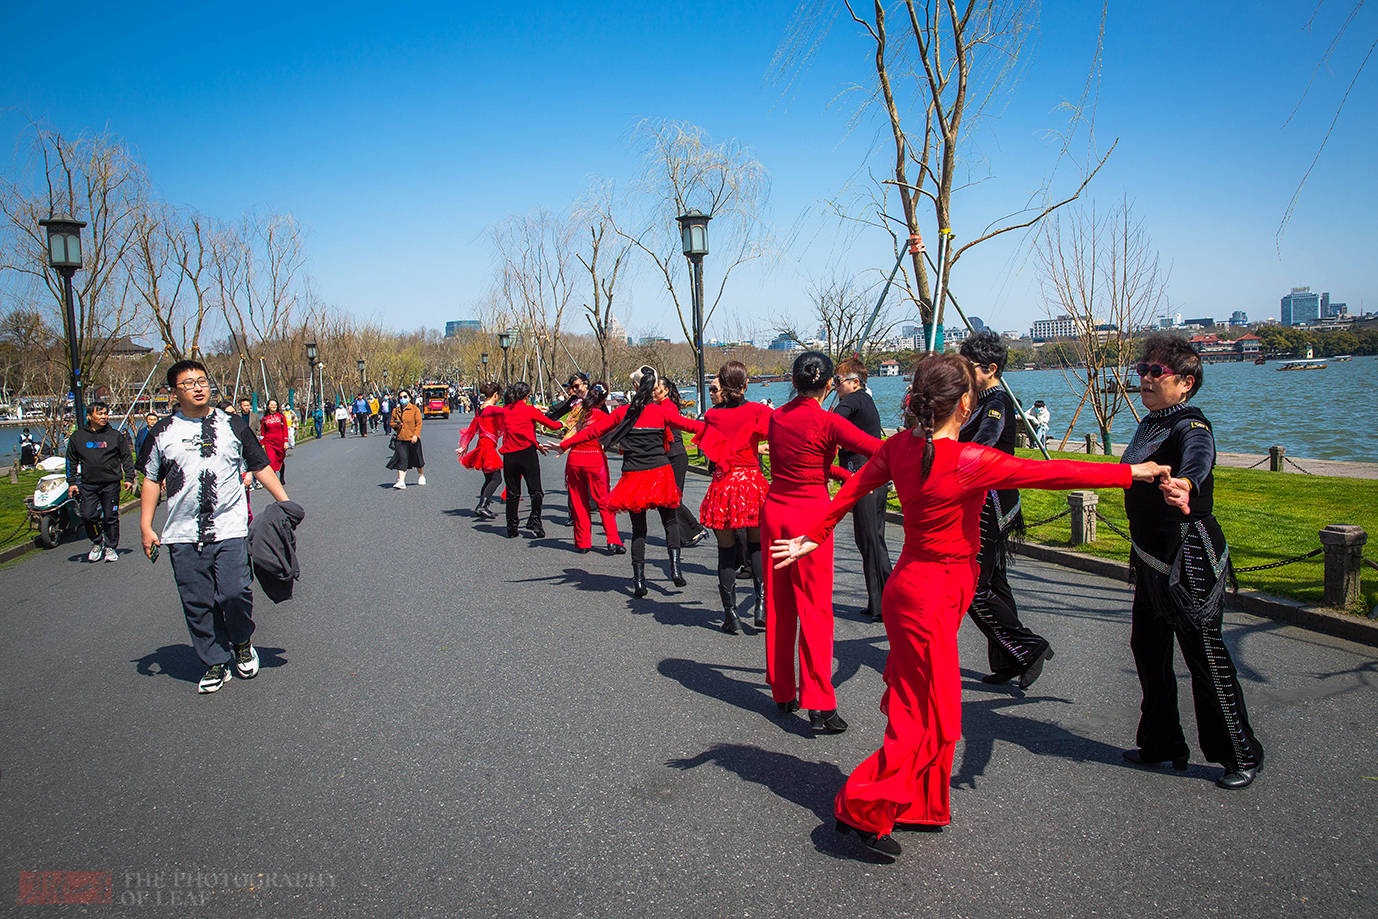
top-left (197, 663), bottom-right (232, 694)
top-left (393, 481), bottom-right (407, 490)
top-left (87, 544), bottom-right (104, 562)
top-left (417, 475), bottom-right (426, 486)
top-left (232, 641), bottom-right (260, 679)
top-left (104, 547), bottom-right (119, 562)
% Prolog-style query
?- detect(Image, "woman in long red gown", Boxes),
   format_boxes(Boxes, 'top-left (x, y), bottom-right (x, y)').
top-left (771, 353), bottom-right (1170, 858)
top-left (259, 399), bottom-right (288, 483)
top-left (761, 352), bottom-right (882, 734)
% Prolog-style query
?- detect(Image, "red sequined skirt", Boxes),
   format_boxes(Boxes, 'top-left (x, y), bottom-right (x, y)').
top-left (606, 464), bottom-right (681, 513)
top-left (699, 465), bottom-right (768, 529)
top-left (460, 439), bottom-right (501, 473)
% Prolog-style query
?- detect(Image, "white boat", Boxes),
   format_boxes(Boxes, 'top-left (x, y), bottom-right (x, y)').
top-left (1276, 358), bottom-right (1328, 371)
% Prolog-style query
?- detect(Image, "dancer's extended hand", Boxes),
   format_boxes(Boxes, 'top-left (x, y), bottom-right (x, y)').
top-left (1128, 461), bottom-right (1171, 483)
top-left (770, 535), bottom-right (819, 570)
top-left (1159, 475), bottom-right (1192, 514)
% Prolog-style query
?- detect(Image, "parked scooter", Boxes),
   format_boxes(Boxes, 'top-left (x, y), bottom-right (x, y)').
top-left (26, 471), bottom-right (82, 548)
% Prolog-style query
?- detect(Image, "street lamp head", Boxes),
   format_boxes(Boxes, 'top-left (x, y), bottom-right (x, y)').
top-left (497, 331), bottom-right (512, 350)
top-left (481, 352), bottom-right (489, 365)
top-left (38, 214), bottom-right (87, 271)
top-left (305, 341), bottom-right (318, 362)
top-left (356, 358), bottom-right (366, 373)
top-left (676, 209), bottom-right (711, 258)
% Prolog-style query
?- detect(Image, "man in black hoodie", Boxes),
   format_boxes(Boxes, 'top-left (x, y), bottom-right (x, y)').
top-left (66, 401), bottom-right (136, 562)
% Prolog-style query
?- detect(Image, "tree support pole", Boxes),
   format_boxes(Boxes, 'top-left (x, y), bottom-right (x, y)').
top-left (855, 234), bottom-right (922, 358)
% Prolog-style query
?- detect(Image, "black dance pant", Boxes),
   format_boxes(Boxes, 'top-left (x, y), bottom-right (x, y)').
top-left (79, 481), bottom-right (122, 548)
top-left (850, 483), bottom-right (893, 618)
top-left (629, 506), bottom-right (679, 563)
top-left (479, 469), bottom-right (503, 501)
top-left (503, 446), bottom-right (544, 527)
top-left (668, 451), bottom-right (702, 536)
top-left (1130, 565), bottom-right (1262, 770)
top-left (966, 498), bottom-right (1047, 672)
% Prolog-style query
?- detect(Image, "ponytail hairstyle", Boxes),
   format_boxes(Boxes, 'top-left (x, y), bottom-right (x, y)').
top-left (791, 351), bottom-right (833, 397)
top-left (716, 361), bottom-right (749, 406)
top-left (503, 380), bottom-right (531, 405)
top-left (903, 352), bottom-right (976, 483)
top-left (478, 381), bottom-right (501, 400)
top-left (655, 375), bottom-right (684, 409)
top-left (600, 366), bottom-right (657, 450)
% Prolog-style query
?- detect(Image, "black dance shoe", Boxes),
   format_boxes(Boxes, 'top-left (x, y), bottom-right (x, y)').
top-left (809, 709), bottom-right (848, 734)
top-left (776, 700), bottom-right (800, 715)
top-left (576, 547), bottom-right (590, 554)
top-left (607, 543), bottom-right (627, 555)
top-left (1018, 646), bottom-right (1055, 690)
top-left (505, 525), bottom-right (519, 539)
top-left (893, 821), bottom-right (945, 833)
top-left (835, 819), bottom-right (901, 857)
top-left (668, 548), bottom-right (687, 587)
top-left (736, 564), bottom-right (751, 580)
top-left (684, 527), bottom-right (708, 548)
top-left (1216, 749), bottom-right (1264, 789)
top-left (1122, 749), bottom-right (1189, 771)
top-left (980, 668), bottom-right (1020, 685)
top-left (631, 561), bottom-right (649, 598)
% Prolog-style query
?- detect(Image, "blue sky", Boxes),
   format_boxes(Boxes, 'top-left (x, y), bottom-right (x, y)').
top-left (2, 1), bottom-right (1373, 340)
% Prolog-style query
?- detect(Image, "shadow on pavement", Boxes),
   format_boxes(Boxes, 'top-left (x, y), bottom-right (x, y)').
top-left (657, 657), bottom-right (811, 733)
top-left (131, 644), bottom-right (288, 683)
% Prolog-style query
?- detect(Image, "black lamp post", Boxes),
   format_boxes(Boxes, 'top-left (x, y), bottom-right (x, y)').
top-left (356, 358), bottom-right (366, 393)
top-left (481, 352), bottom-right (489, 382)
top-left (497, 331), bottom-right (513, 386)
top-left (39, 214), bottom-right (87, 423)
top-left (676, 209), bottom-right (711, 414)
top-left (305, 341), bottom-right (322, 433)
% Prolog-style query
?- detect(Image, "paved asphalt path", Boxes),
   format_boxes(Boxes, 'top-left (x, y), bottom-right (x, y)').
top-left (2, 416), bottom-right (1375, 918)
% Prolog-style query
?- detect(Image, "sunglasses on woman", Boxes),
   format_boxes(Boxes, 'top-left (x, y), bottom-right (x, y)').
top-left (1135, 362), bottom-right (1177, 380)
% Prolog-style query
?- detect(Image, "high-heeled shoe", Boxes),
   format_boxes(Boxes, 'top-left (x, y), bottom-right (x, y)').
top-left (1122, 749), bottom-right (1189, 771)
top-left (668, 548), bottom-right (687, 587)
top-left (835, 819), bottom-right (901, 856)
top-left (809, 709), bottom-right (848, 734)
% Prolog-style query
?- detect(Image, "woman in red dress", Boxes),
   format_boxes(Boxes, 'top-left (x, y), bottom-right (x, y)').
top-left (560, 366), bottom-right (698, 596)
top-left (457, 381), bottom-right (504, 520)
top-left (259, 399), bottom-right (288, 484)
top-left (762, 352), bottom-right (882, 734)
top-left (553, 383), bottom-right (625, 554)
top-left (660, 361), bottom-right (772, 634)
top-left (497, 381), bottom-right (563, 539)
top-left (770, 353), bottom-right (1170, 858)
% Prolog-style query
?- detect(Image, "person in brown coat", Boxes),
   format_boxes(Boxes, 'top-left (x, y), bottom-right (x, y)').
top-left (387, 389), bottom-right (426, 489)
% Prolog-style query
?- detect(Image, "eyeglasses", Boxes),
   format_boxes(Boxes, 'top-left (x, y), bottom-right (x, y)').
top-left (1134, 362), bottom-right (1177, 380)
top-left (176, 378), bottom-right (211, 391)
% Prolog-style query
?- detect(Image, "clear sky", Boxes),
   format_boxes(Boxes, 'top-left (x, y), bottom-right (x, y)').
top-left (2, 1), bottom-right (1373, 341)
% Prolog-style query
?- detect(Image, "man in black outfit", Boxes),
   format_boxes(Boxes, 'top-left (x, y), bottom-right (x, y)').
top-left (65, 401), bottom-right (136, 563)
top-left (958, 330), bottom-right (1053, 689)
top-left (832, 357), bottom-right (891, 622)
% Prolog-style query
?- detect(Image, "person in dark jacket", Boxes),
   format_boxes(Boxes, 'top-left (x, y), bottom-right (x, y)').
top-left (832, 357), bottom-right (892, 622)
top-left (66, 401), bottom-right (136, 562)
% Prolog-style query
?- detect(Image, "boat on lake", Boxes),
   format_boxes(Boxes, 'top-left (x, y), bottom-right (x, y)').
top-left (1333, 355), bottom-right (1353, 362)
top-left (1277, 358), bottom-right (1328, 372)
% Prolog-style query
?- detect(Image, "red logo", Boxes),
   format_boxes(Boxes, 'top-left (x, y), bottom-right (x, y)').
top-left (16, 871), bottom-right (113, 905)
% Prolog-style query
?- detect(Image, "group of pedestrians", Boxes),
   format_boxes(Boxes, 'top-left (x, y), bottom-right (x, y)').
top-left (451, 331), bottom-right (1264, 860)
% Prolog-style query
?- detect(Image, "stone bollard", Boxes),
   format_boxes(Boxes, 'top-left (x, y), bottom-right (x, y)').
top-left (1269, 445), bottom-right (1285, 472)
top-left (1084, 433), bottom-right (1097, 455)
top-left (1068, 491), bottom-right (1099, 546)
top-left (1318, 525), bottom-right (1367, 609)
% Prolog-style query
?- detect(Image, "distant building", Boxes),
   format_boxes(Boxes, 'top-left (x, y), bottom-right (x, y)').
top-left (108, 336), bottom-right (154, 357)
top-left (765, 332), bottom-right (802, 352)
top-left (1229, 310), bottom-right (1249, 326)
top-left (900, 323), bottom-right (920, 338)
top-left (1280, 287), bottom-right (1320, 326)
top-left (445, 319), bottom-right (481, 338)
top-left (1181, 317), bottom-right (1214, 330)
top-left (637, 335), bottom-right (672, 346)
top-left (944, 326), bottom-right (969, 346)
top-left (1321, 293), bottom-right (1348, 319)
top-left (606, 315), bottom-right (630, 345)
top-left (1236, 333), bottom-right (1261, 354)
top-left (1030, 315), bottom-right (1077, 341)
top-left (878, 359), bottom-right (901, 377)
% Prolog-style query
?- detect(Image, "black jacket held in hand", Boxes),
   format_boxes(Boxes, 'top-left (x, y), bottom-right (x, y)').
top-left (65, 423), bottom-right (135, 486)
top-left (249, 500), bottom-right (305, 603)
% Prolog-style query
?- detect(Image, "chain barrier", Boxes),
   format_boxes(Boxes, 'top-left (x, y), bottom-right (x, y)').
top-left (1283, 456), bottom-right (1317, 476)
top-left (1363, 557), bottom-right (1378, 573)
top-left (1092, 511), bottom-right (1133, 542)
top-left (1233, 546), bottom-right (1323, 573)
top-left (1024, 508), bottom-right (1071, 529)
top-left (1243, 455), bottom-right (1269, 469)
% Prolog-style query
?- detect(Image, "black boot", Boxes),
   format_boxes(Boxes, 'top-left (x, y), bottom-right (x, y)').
top-left (631, 561), bottom-right (648, 598)
top-left (752, 583), bottom-right (766, 628)
top-left (668, 548), bottom-right (687, 587)
top-left (748, 541), bottom-right (765, 627)
top-left (719, 583), bottom-right (741, 635)
top-left (526, 495), bottom-right (545, 537)
top-left (475, 497), bottom-right (495, 519)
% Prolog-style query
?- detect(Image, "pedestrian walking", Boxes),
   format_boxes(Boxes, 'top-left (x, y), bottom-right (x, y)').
top-left (1124, 334), bottom-right (1265, 790)
top-left (761, 352), bottom-right (881, 734)
top-left (353, 393), bottom-right (370, 437)
top-left (832, 357), bottom-right (892, 623)
top-left (379, 392), bottom-right (392, 433)
top-left (369, 394), bottom-right (380, 431)
top-left (259, 399), bottom-right (288, 486)
top-left (134, 412), bottom-right (159, 461)
top-left (496, 381), bottom-right (562, 538)
top-left (138, 359), bottom-right (290, 694)
top-left (65, 400), bottom-right (136, 562)
top-left (457, 381), bottom-right (505, 519)
top-left (387, 389), bottom-right (426, 488)
top-left (334, 402), bottom-right (349, 438)
top-left (284, 405), bottom-right (298, 449)
top-left (770, 352), bottom-right (1169, 857)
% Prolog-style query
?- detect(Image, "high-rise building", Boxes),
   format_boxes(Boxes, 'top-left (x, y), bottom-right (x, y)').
top-left (445, 319), bottom-right (481, 337)
top-left (1280, 287), bottom-right (1320, 326)
top-left (1030, 315), bottom-right (1077, 341)
top-left (1229, 310), bottom-right (1249, 326)
top-left (900, 323), bottom-right (920, 338)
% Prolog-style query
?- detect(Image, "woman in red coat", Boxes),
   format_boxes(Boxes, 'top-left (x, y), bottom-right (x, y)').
top-left (259, 399), bottom-right (288, 484)
top-left (561, 366), bottom-right (698, 596)
top-left (762, 352), bottom-right (882, 734)
top-left (498, 381), bottom-right (562, 539)
top-left (771, 353), bottom-right (1170, 858)
top-left (457, 381), bottom-right (504, 519)
top-left (662, 361), bottom-right (773, 634)
top-left (554, 383), bottom-right (625, 554)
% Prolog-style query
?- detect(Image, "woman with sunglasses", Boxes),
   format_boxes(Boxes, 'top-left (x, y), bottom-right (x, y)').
top-left (1122, 335), bottom-right (1264, 790)
top-left (770, 352), bottom-right (1170, 858)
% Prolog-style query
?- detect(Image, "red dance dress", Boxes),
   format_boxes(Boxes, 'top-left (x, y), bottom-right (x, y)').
top-left (804, 435), bottom-right (1133, 832)
top-left (672, 402), bottom-right (773, 529)
top-left (762, 397), bottom-right (882, 711)
top-left (562, 401), bottom-right (697, 512)
top-left (562, 406), bottom-right (623, 549)
top-left (458, 405), bottom-right (503, 472)
top-left (259, 412), bottom-right (287, 473)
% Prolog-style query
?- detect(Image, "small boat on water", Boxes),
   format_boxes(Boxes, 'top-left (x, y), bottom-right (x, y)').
top-left (1333, 355), bottom-right (1353, 362)
top-left (1277, 358), bottom-right (1328, 372)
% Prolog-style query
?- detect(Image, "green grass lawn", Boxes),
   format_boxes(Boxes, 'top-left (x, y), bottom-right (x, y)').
top-left (0, 468), bottom-right (51, 552)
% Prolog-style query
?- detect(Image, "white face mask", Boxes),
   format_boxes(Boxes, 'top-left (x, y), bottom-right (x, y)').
top-left (399, 396), bottom-right (410, 405)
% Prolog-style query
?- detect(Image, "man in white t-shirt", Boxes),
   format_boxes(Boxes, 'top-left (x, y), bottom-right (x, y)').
top-left (138, 359), bottom-right (290, 694)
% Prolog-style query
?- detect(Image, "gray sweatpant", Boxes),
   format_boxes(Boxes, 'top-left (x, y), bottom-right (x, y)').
top-left (168, 537), bottom-right (255, 667)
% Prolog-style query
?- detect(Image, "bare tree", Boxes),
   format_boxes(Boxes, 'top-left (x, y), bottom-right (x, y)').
top-left (492, 210), bottom-right (577, 399)
top-left (780, 2), bottom-right (1112, 337)
top-left (611, 120), bottom-right (770, 378)
top-left (575, 199), bottom-right (632, 384)
top-left (1035, 198), bottom-right (1166, 453)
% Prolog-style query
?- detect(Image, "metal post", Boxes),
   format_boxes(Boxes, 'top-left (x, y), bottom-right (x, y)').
top-left (854, 239), bottom-right (915, 360)
top-left (231, 356), bottom-right (244, 403)
top-left (259, 357), bottom-right (270, 403)
top-left (118, 349), bottom-right (166, 432)
top-left (1319, 525), bottom-right (1367, 609)
top-left (691, 255), bottom-right (706, 414)
top-left (1068, 491), bottom-right (1099, 546)
top-left (925, 229), bottom-right (951, 353)
top-left (59, 269), bottom-right (84, 424)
